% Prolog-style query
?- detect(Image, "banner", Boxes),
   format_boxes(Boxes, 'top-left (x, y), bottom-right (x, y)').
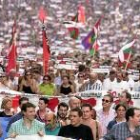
top-left (5, 135), bottom-right (75, 140)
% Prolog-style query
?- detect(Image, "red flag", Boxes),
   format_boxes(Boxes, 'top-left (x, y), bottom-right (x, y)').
top-left (39, 6), bottom-right (46, 23)
top-left (6, 43), bottom-right (17, 73)
top-left (6, 21), bottom-right (17, 73)
top-left (42, 26), bottom-right (50, 75)
top-left (78, 5), bottom-right (86, 24)
top-left (94, 16), bottom-right (103, 35)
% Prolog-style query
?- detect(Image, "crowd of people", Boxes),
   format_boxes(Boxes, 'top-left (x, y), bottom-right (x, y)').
top-left (0, 91), bottom-right (140, 140)
top-left (0, 0), bottom-right (140, 140)
top-left (0, 61), bottom-right (139, 139)
top-left (0, 0), bottom-right (140, 57)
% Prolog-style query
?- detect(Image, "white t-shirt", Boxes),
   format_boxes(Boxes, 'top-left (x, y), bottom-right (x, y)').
top-left (103, 78), bottom-right (116, 91)
top-left (134, 81), bottom-right (140, 91)
top-left (111, 80), bottom-right (130, 93)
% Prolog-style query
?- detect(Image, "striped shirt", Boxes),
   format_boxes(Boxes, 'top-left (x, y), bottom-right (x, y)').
top-left (83, 80), bottom-right (102, 91)
top-left (8, 118), bottom-right (45, 136)
top-left (103, 122), bottom-right (140, 140)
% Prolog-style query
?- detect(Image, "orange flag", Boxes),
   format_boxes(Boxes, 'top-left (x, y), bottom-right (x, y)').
top-left (78, 5), bottom-right (86, 24)
top-left (39, 6), bottom-right (46, 23)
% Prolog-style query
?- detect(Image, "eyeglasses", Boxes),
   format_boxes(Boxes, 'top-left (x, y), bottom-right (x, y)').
top-left (102, 99), bottom-right (111, 103)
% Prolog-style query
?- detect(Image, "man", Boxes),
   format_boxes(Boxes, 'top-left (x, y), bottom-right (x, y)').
top-left (122, 71), bottom-right (135, 90)
top-left (114, 90), bottom-right (133, 108)
top-left (103, 107), bottom-right (140, 140)
top-left (82, 103), bottom-right (102, 140)
top-left (58, 107), bottom-right (94, 140)
top-left (103, 70), bottom-right (116, 91)
top-left (6, 97), bottom-right (29, 132)
top-left (97, 94), bottom-right (115, 136)
top-left (111, 72), bottom-right (130, 93)
top-left (36, 97), bottom-right (50, 123)
top-left (81, 72), bottom-right (102, 92)
top-left (69, 96), bottom-right (81, 109)
top-left (45, 112), bottom-right (60, 135)
top-left (57, 102), bottom-right (69, 126)
top-left (8, 102), bottom-right (45, 138)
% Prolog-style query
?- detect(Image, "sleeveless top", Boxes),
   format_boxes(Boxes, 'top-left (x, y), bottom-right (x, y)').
top-left (22, 85), bottom-right (35, 94)
top-left (60, 85), bottom-right (72, 95)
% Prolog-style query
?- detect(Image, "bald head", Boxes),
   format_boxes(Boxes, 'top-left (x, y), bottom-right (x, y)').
top-left (89, 72), bottom-right (98, 83)
top-left (45, 111), bottom-right (56, 120)
top-left (45, 112), bottom-right (56, 125)
top-left (69, 97), bottom-right (81, 109)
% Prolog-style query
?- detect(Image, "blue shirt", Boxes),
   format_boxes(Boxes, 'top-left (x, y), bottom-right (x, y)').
top-left (107, 119), bottom-right (117, 131)
top-left (103, 122), bottom-right (140, 140)
top-left (45, 123), bottom-right (60, 136)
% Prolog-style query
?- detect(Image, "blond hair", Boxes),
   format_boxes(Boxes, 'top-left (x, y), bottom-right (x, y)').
top-left (1, 97), bottom-right (12, 109)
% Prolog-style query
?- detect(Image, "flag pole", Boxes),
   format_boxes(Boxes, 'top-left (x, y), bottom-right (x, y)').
top-left (124, 51), bottom-right (132, 71)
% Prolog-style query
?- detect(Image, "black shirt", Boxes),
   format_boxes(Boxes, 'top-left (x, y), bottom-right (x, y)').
top-left (60, 85), bottom-right (72, 95)
top-left (0, 111), bottom-right (13, 117)
top-left (58, 124), bottom-right (94, 140)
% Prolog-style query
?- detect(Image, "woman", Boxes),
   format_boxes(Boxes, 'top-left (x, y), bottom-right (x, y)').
top-left (39, 75), bottom-right (56, 96)
top-left (59, 75), bottom-right (74, 96)
top-left (69, 74), bottom-right (76, 93)
top-left (91, 108), bottom-right (102, 140)
top-left (19, 71), bottom-right (38, 94)
top-left (75, 73), bottom-right (85, 92)
top-left (0, 97), bottom-right (14, 117)
top-left (107, 103), bottom-right (127, 131)
top-left (0, 75), bottom-right (9, 89)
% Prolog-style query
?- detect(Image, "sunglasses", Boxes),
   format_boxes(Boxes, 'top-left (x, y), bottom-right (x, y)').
top-left (102, 99), bottom-right (111, 103)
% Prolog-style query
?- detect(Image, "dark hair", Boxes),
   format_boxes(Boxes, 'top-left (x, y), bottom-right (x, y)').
top-left (81, 103), bottom-right (92, 110)
top-left (19, 97), bottom-right (29, 105)
top-left (115, 103), bottom-right (127, 112)
top-left (109, 70), bottom-right (116, 75)
top-left (71, 107), bottom-right (83, 117)
top-left (125, 107), bottom-right (140, 121)
top-left (123, 90), bottom-right (132, 101)
top-left (62, 75), bottom-right (69, 80)
top-left (104, 94), bottom-right (114, 102)
top-left (39, 97), bottom-right (49, 104)
top-left (24, 70), bottom-right (32, 80)
top-left (43, 75), bottom-right (51, 81)
top-left (21, 102), bottom-right (35, 112)
top-left (92, 108), bottom-right (97, 120)
top-left (78, 65), bottom-right (85, 72)
top-left (58, 102), bottom-right (69, 110)
top-left (25, 70), bottom-right (31, 76)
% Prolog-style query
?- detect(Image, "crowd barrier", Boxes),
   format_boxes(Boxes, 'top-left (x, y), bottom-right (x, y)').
top-left (0, 88), bottom-right (139, 111)
top-left (5, 134), bottom-right (75, 140)
top-left (0, 89), bottom-right (139, 140)
top-left (0, 88), bottom-right (140, 99)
